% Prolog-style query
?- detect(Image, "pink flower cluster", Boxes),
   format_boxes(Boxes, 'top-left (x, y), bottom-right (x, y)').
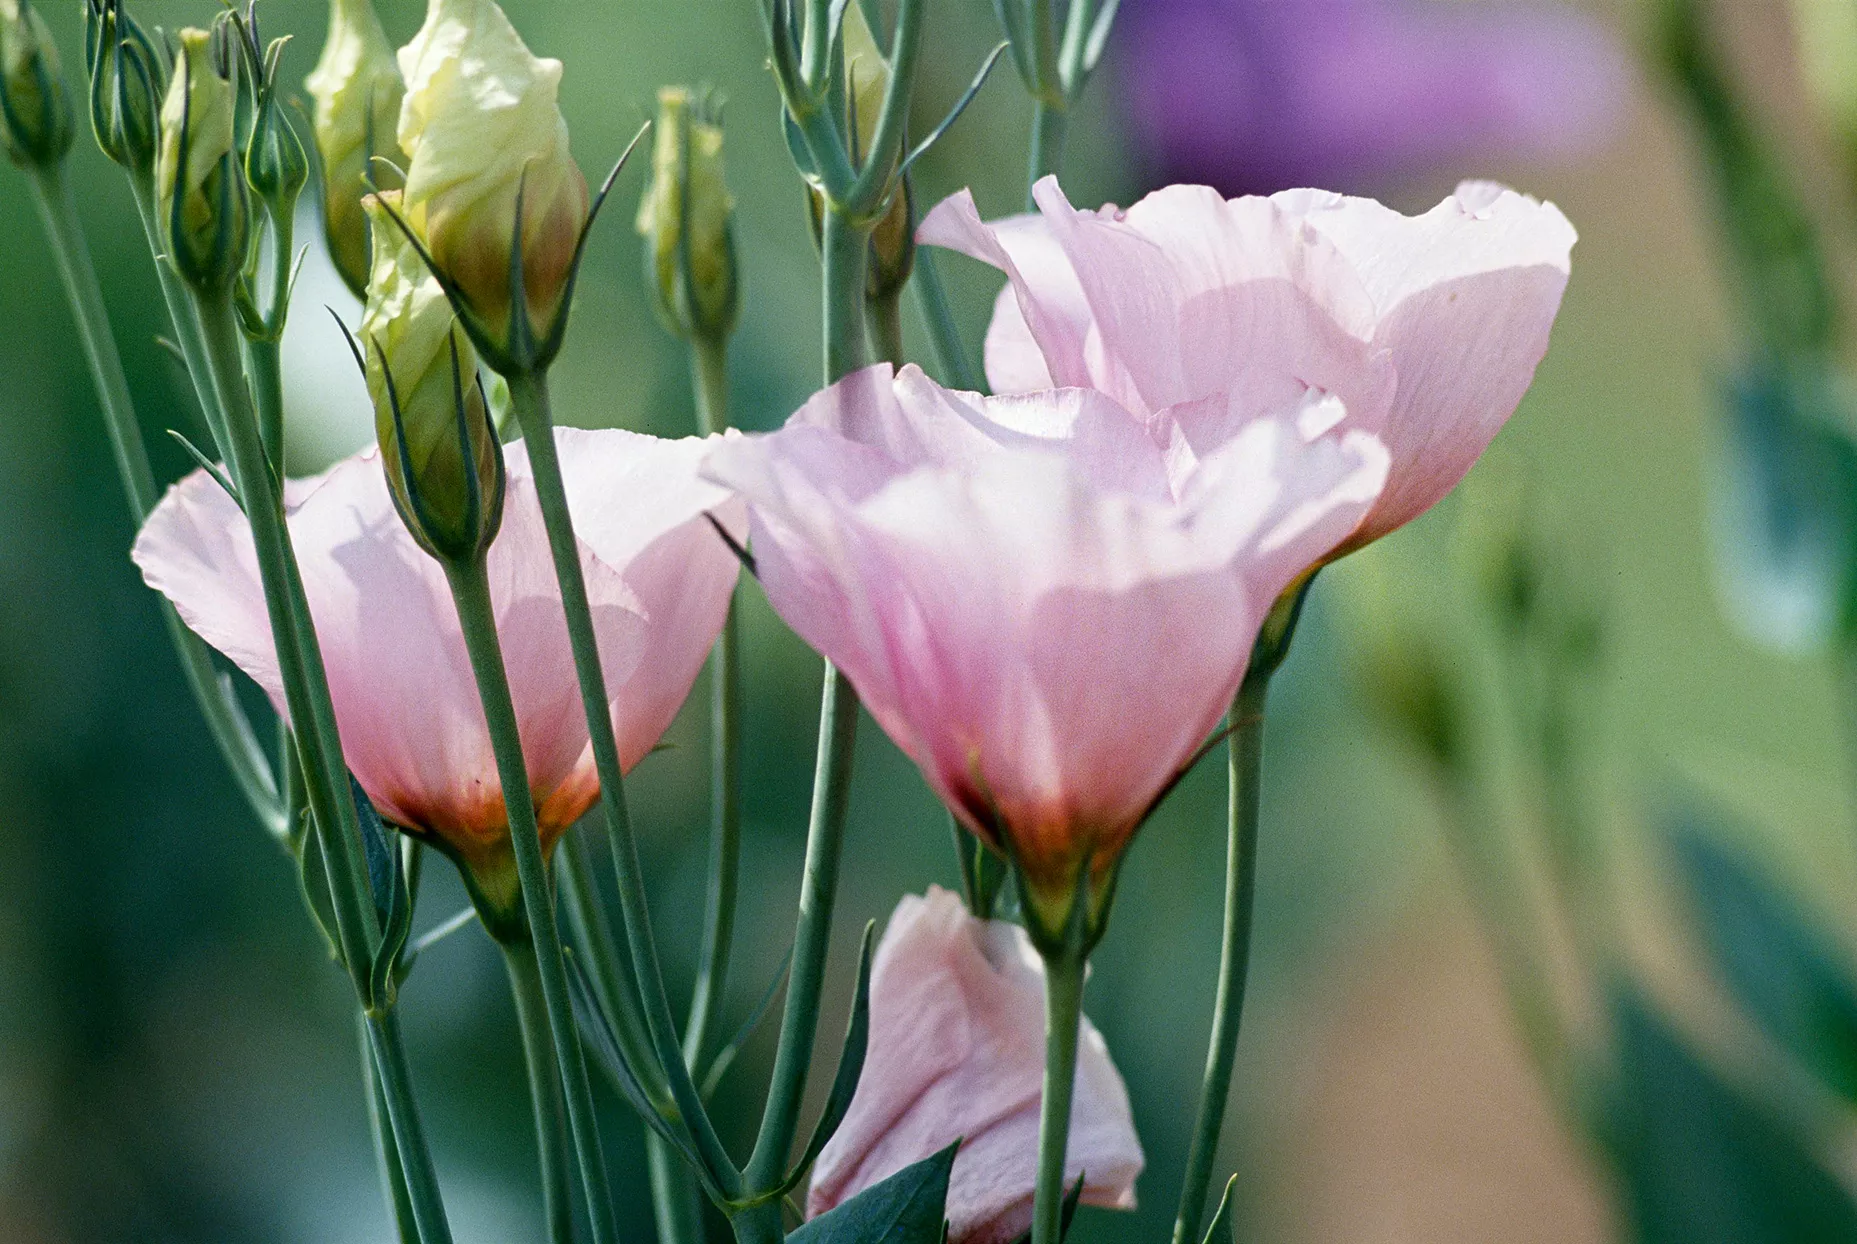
top-left (133, 176), bottom-right (1573, 1241)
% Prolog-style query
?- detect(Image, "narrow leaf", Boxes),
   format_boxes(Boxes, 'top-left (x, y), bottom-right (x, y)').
top-left (783, 922), bottom-right (876, 1193)
top-left (897, 42), bottom-right (1009, 182)
top-left (702, 945), bottom-right (794, 1101)
top-left (166, 429), bottom-right (239, 506)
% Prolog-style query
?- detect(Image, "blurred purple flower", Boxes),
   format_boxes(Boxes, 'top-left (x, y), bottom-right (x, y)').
top-left (1118, 0), bottom-right (1633, 195)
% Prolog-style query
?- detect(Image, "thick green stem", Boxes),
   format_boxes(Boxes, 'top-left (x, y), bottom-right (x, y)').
top-left (361, 1012), bottom-right (421, 1244)
top-left (869, 294), bottom-right (905, 373)
top-left (25, 166), bottom-right (282, 836)
top-left (504, 938), bottom-right (578, 1244)
top-left (508, 372), bottom-right (738, 1192)
top-left (194, 291), bottom-right (380, 990)
top-left (444, 556), bottom-right (621, 1244)
top-left (821, 207), bottom-right (872, 378)
top-left (1032, 946), bottom-right (1086, 1244)
top-left (367, 1010), bottom-right (456, 1244)
top-left (649, 1134), bottom-right (710, 1244)
top-left (247, 335), bottom-right (287, 478)
top-left (1171, 676), bottom-right (1267, 1244)
top-left (1026, 103), bottom-right (1068, 208)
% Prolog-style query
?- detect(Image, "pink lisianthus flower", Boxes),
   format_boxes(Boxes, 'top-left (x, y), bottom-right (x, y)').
top-left (132, 430), bottom-right (743, 915)
top-left (808, 887), bottom-right (1143, 1243)
top-left (920, 176), bottom-right (1576, 552)
top-left (702, 364), bottom-right (1386, 932)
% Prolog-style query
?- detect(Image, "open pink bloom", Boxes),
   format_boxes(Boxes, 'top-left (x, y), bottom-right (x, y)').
top-left (702, 364), bottom-right (1386, 919)
top-left (808, 887), bottom-right (1142, 1243)
top-left (919, 176), bottom-right (1575, 549)
top-left (132, 430), bottom-right (743, 887)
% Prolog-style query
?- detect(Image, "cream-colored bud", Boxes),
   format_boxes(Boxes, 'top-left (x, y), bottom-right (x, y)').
top-left (306, 0), bottom-right (406, 298)
top-left (636, 86), bottom-right (738, 344)
top-left (396, 0), bottom-right (588, 357)
top-left (842, 1), bottom-right (888, 158)
top-left (156, 27), bottom-right (248, 292)
top-left (362, 191), bottom-right (503, 562)
top-left (1, 0), bottom-right (73, 169)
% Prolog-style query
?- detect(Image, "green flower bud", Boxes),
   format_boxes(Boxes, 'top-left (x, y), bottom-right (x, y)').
top-left (306, 0), bottom-right (405, 299)
top-left (362, 190), bottom-right (505, 564)
top-left (1, 0), bottom-right (74, 169)
top-left (84, 0), bottom-right (163, 175)
top-left (246, 41), bottom-right (309, 226)
top-left (636, 86), bottom-right (739, 345)
top-left (156, 26), bottom-right (251, 293)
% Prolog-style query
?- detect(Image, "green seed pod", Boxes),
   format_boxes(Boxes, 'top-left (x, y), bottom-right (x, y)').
top-left (636, 86), bottom-right (739, 345)
top-left (1, 0), bottom-right (74, 169)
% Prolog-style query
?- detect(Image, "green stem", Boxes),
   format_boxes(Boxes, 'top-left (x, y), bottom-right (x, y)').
top-left (1171, 675), bottom-right (1267, 1244)
top-left (1032, 945), bottom-right (1086, 1244)
top-left (504, 938), bottom-right (578, 1244)
top-left (508, 372), bottom-right (739, 1192)
top-left (125, 175), bottom-right (234, 459)
top-left (194, 291), bottom-right (381, 991)
top-left (1026, 102), bottom-right (1068, 208)
top-left (247, 335), bottom-right (287, 479)
top-left (361, 1011), bottom-right (421, 1244)
top-left (367, 1010), bottom-right (456, 1244)
top-left (869, 293), bottom-right (905, 372)
top-left (24, 166), bottom-right (283, 836)
top-left (443, 555), bottom-right (621, 1244)
top-left (558, 834), bottom-right (667, 1106)
top-left (821, 206), bottom-right (872, 378)
top-left (909, 246), bottom-right (982, 393)
top-left (649, 1135), bottom-right (710, 1244)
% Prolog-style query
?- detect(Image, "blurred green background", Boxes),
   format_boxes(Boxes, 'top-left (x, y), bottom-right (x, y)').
top-left (2, 0), bottom-right (1853, 1241)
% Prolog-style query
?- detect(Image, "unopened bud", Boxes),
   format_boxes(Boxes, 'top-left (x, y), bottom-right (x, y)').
top-left (362, 191), bottom-right (505, 564)
top-left (637, 86), bottom-right (738, 345)
top-left (842, 1), bottom-right (888, 158)
top-left (156, 26), bottom-right (251, 293)
top-left (397, 0), bottom-right (588, 365)
top-left (246, 45), bottom-right (309, 225)
top-left (306, 0), bottom-right (405, 298)
top-left (1, 0), bottom-right (74, 169)
top-left (84, 0), bottom-right (162, 175)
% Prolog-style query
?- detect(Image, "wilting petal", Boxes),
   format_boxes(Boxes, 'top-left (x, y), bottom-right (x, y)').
top-left (1272, 181), bottom-right (1575, 543)
top-left (808, 888), bottom-right (1142, 1244)
top-left (133, 429), bottom-right (734, 866)
top-left (703, 370), bottom-right (1385, 899)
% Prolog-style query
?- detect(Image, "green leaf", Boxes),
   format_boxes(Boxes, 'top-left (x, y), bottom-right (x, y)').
top-left (1196, 1176), bottom-right (1238, 1244)
top-left (1005, 1178), bottom-right (1084, 1244)
top-left (1708, 361), bottom-right (1857, 651)
top-left (1670, 812), bottom-right (1857, 1104)
top-left (1598, 984), bottom-right (1857, 1243)
top-left (788, 1141), bottom-right (957, 1244)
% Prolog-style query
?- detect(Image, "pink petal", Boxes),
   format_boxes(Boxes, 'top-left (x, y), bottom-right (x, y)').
top-left (552, 427), bottom-right (745, 771)
top-left (1273, 181), bottom-right (1575, 541)
top-left (807, 888), bottom-right (1143, 1243)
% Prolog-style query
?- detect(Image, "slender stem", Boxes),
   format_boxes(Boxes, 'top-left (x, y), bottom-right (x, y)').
top-left (247, 335), bottom-right (287, 478)
top-left (367, 1010), bottom-right (456, 1244)
top-left (504, 938), bottom-right (578, 1244)
top-left (869, 294), bottom-right (905, 372)
top-left (126, 175), bottom-right (234, 461)
top-left (744, 667), bottom-right (860, 1187)
top-left (24, 166), bottom-right (282, 835)
top-left (821, 207), bottom-right (872, 378)
top-left (691, 339), bottom-right (731, 437)
top-left (1025, 103), bottom-right (1068, 208)
top-left (194, 291), bottom-right (381, 989)
top-left (1031, 945), bottom-right (1086, 1244)
top-left (1172, 676), bottom-right (1267, 1244)
top-left (1839, 635), bottom-right (1857, 854)
top-left (361, 1011), bottom-right (421, 1244)
top-left (649, 1135), bottom-right (710, 1244)
top-left (910, 246), bottom-right (983, 392)
top-left (509, 373), bottom-right (739, 1191)
top-left (444, 555), bottom-right (621, 1244)
top-left (558, 834), bottom-right (668, 1106)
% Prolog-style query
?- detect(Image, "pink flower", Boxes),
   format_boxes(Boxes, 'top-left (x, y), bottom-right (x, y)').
top-left (702, 364), bottom-right (1386, 924)
top-left (920, 176), bottom-right (1575, 550)
top-left (807, 887), bottom-right (1143, 1243)
top-left (132, 430), bottom-right (743, 892)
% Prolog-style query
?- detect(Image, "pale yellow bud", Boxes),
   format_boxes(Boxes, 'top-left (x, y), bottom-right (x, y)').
top-left (1, 0), bottom-right (73, 169)
top-left (156, 27), bottom-right (248, 292)
top-left (396, 0), bottom-right (588, 356)
top-left (362, 191), bottom-right (503, 562)
top-left (842, 2), bottom-right (889, 159)
top-left (306, 0), bottom-right (407, 298)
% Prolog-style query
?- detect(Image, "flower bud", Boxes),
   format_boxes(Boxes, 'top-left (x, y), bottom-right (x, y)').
top-left (362, 191), bottom-right (505, 564)
top-left (156, 26), bottom-right (251, 293)
top-left (636, 86), bottom-right (738, 345)
top-left (246, 48), bottom-right (309, 226)
top-left (1, 0), bottom-right (74, 169)
top-left (396, 0), bottom-right (589, 362)
top-left (305, 0), bottom-right (406, 299)
top-left (84, 0), bottom-right (163, 175)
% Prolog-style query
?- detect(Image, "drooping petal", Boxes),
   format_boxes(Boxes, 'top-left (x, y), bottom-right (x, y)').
top-left (807, 888), bottom-right (1142, 1244)
top-left (1273, 180), bottom-right (1576, 542)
